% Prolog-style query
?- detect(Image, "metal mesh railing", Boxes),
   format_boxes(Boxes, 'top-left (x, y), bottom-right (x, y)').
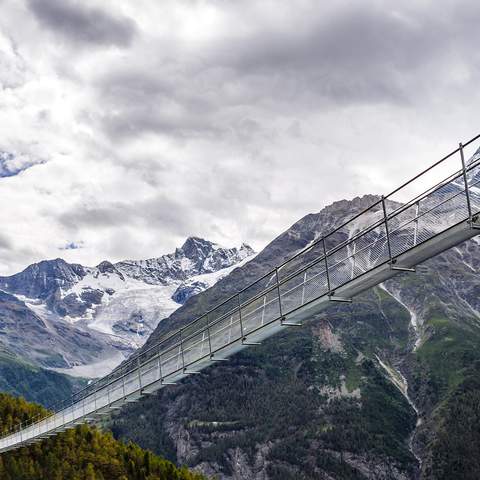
top-left (1, 135), bottom-right (480, 452)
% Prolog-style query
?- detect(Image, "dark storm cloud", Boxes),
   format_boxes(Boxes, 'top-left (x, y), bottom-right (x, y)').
top-left (27, 0), bottom-right (137, 47)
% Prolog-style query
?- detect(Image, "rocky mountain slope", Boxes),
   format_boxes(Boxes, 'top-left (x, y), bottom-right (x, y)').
top-left (0, 238), bottom-right (253, 377)
top-left (109, 191), bottom-right (480, 479)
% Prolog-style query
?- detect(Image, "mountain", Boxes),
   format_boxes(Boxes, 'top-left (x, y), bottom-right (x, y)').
top-left (117, 237), bottom-right (254, 285)
top-left (108, 192), bottom-right (480, 479)
top-left (0, 238), bottom-right (254, 378)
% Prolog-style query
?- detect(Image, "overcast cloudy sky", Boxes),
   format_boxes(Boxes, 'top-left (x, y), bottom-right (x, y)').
top-left (0, 0), bottom-right (479, 274)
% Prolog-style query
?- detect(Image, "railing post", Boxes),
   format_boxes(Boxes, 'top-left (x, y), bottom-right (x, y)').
top-left (70, 398), bottom-right (75, 425)
top-left (275, 267), bottom-right (284, 322)
top-left (237, 294), bottom-right (246, 341)
top-left (382, 196), bottom-right (394, 264)
top-left (261, 295), bottom-right (267, 325)
top-left (107, 384), bottom-right (111, 408)
top-left (301, 271), bottom-right (307, 305)
top-left (137, 355), bottom-right (142, 390)
top-left (413, 201), bottom-right (420, 246)
top-left (237, 293), bottom-right (261, 345)
top-left (351, 242), bottom-right (356, 279)
top-left (157, 346), bottom-right (164, 382)
top-left (228, 315), bottom-right (233, 343)
top-left (322, 238), bottom-right (332, 295)
top-left (205, 314), bottom-right (213, 358)
top-left (460, 142), bottom-right (473, 222)
top-left (179, 329), bottom-right (186, 372)
top-left (122, 368), bottom-right (127, 397)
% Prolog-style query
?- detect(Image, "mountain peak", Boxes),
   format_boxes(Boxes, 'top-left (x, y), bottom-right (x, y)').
top-left (239, 242), bottom-right (255, 257)
top-left (179, 237), bottom-right (216, 260)
top-left (96, 260), bottom-right (116, 274)
top-left (0, 258), bottom-right (86, 300)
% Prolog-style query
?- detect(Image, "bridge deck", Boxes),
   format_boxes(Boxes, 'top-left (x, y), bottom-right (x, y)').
top-left (1, 135), bottom-right (480, 453)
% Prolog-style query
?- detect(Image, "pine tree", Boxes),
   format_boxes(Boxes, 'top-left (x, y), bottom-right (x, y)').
top-left (85, 462), bottom-right (96, 480)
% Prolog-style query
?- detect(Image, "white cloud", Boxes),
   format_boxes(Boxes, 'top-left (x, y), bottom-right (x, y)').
top-left (0, 0), bottom-right (479, 275)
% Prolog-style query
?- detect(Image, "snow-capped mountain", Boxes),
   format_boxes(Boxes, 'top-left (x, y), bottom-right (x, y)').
top-left (116, 237), bottom-right (254, 284)
top-left (0, 238), bottom-right (254, 377)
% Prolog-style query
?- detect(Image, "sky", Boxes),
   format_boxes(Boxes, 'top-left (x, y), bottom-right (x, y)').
top-left (0, 0), bottom-right (479, 275)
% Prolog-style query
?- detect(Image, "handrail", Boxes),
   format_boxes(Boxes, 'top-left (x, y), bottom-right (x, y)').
top-left (1, 133), bottom-right (479, 446)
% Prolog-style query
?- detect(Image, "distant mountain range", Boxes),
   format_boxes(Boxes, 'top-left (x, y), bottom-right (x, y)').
top-left (0, 237), bottom-right (254, 378)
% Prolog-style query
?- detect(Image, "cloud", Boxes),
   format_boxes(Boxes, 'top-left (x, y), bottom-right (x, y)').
top-left (0, 233), bottom-right (12, 252)
top-left (0, 0), bottom-right (479, 275)
top-left (27, 0), bottom-right (137, 47)
top-left (90, 0), bottom-right (480, 145)
top-left (0, 31), bottom-right (27, 89)
top-left (56, 194), bottom-right (196, 238)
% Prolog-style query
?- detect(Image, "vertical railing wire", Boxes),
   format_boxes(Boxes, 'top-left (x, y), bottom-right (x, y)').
top-left (351, 242), bottom-right (356, 279)
top-left (158, 345), bottom-right (164, 383)
top-left (301, 270), bottom-right (307, 305)
top-left (107, 384), bottom-right (111, 409)
top-left (322, 238), bottom-right (332, 295)
top-left (382, 196), bottom-right (394, 264)
top-left (413, 201), bottom-right (420, 246)
top-left (205, 313), bottom-right (213, 359)
top-left (275, 267), bottom-right (284, 322)
top-left (179, 329), bottom-right (186, 372)
top-left (237, 294), bottom-right (246, 342)
top-left (228, 314), bottom-right (233, 343)
top-left (261, 295), bottom-right (267, 325)
top-left (460, 142), bottom-right (473, 223)
top-left (137, 355), bottom-right (142, 390)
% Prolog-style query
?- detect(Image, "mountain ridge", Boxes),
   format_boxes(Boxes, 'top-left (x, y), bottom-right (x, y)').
top-left (0, 237), bottom-right (254, 377)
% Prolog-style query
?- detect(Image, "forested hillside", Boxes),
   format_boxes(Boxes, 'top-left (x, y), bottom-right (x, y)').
top-left (0, 393), bottom-right (205, 480)
top-left (0, 348), bottom-right (84, 407)
top-left (110, 286), bottom-right (417, 479)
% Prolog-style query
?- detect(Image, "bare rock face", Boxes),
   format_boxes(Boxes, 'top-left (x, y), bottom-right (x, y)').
top-left (0, 258), bottom-right (86, 299)
top-left (171, 280), bottom-right (209, 305)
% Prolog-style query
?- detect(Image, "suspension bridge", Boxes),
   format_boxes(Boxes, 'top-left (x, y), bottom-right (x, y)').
top-left (1, 134), bottom-right (480, 453)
